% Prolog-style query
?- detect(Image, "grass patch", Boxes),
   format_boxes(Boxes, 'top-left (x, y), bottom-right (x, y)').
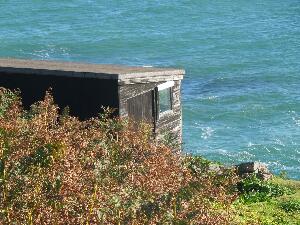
top-left (237, 175), bottom-right (295, 204)
top-left (234, 178), bottom-right (300, 225)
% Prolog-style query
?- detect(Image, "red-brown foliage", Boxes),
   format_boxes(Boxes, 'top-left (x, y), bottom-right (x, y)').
top-left (0, 88), bottom-right (238, 224)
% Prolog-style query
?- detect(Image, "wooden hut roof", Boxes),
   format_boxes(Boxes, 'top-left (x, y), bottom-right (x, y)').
top-left (0, 58), bottom-right (184, 83)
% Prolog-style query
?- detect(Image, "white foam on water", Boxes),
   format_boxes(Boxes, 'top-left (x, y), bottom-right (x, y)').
top-left (206, 95), bottom-right (219, 100)
top-left (274, 138), bottom-right (285, 147)
top-left (201, 127), bottom-right (214, 140)
top-left (247, 142), bottom-right (259, 147)
top-left (289, 110), bottom-right (300, 127)
top-left (201, 95), bottom-right (219, 101)
top-left (218, 149), bottom-right (228, 154)
top-left (25, 49), bottom-right (50, 59)
top-left (292, 117), bottom-right (300, 126)
top-left (26, 45), bottom-right (71, 59)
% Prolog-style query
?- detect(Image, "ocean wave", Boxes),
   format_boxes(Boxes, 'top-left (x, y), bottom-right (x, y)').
top-left (20, 46), bottom-right (71, 60)
top-left (200, 127), bottom-right (214, 139)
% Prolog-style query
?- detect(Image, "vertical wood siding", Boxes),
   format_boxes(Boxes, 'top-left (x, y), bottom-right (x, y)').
top-left (118, 80), bottom-right (182, 146)
top-left (0, 72), bottom-right (119, 119)
top-left (127, 90), bottom-right (154, 124)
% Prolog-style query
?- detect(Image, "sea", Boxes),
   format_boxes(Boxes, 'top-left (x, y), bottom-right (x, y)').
top-left (0, 0), bottom-right (299, 179)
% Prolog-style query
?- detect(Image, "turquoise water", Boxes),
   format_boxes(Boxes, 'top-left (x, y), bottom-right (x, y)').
top-left (1, 1), bottom-right (299, 178)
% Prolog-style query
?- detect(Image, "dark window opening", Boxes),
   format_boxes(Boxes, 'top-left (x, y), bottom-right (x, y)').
top-left (155, 81), bottom-right (174, 119)
top-left (159, 87), bottom-right (172, 114)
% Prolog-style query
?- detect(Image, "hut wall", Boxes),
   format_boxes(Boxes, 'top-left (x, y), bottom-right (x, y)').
top-left (118, 80), bottom-right (182, 144)
top-left (155, 80), bottom-right (182, 144)
top-left (118, 82), bottom-right (160, 117)
top-left (0, 72), bottom-right (119, 119)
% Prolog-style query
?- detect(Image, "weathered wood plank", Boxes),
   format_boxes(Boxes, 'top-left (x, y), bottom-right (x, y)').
top-left (119, 82), bottom-right (161, 103)
top-left (118, 75), bottom-right (183, 85)
top-left (0, 58), bottom-right (185, 82)
top-left (118, 79), bottom-right (183, 148)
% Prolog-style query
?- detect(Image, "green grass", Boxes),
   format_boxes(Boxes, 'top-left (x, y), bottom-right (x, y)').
top-left (234, 177), bottom-right (300, 225)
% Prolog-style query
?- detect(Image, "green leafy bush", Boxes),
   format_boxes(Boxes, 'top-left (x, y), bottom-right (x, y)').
top-left (0, 88), bottom-right (239, 224)
top-left (184, 155), bottom-right (211, 175)
top-left (237, 175), bottom-right (294, 204)
top-left (160, 131), bottom-right (181, 150)
top-left (280, 200), bottom-right (300, 213)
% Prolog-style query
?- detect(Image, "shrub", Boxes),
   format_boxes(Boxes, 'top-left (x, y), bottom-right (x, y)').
top-left (279, 200), bottom-right (300, 213)
top-left (160, 131), bottom-right (181, 150)
top-left (237, 175), bottom-right (294, 204)
top-left (0, 88), bottom-right (238, 224)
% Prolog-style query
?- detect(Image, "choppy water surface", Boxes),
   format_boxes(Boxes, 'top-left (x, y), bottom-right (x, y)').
top-left (1, 0), bottom-right (299, 178)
